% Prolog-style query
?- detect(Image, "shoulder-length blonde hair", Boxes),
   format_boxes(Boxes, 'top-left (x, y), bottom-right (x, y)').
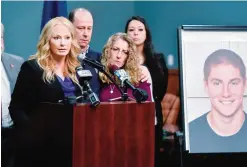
top-left (99, 32), bottom-right (141, 85)
top-left (30, 17), bottom-right (81, 85)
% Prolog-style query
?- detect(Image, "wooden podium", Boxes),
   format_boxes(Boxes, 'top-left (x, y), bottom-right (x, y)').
top-left (73, 101), bottom-right (155, 167)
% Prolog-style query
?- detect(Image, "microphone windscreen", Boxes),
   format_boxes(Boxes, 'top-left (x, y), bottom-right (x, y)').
top-left (109, 64), bottom-right (119, 74)
top-left (78, 54), bottom-right (85, 62)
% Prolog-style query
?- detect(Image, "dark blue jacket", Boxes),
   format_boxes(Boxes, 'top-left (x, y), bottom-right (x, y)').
top-left (83, 48), bottom-right (101, 96)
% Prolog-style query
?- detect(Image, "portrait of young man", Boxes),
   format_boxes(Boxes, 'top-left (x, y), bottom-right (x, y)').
top-left (189, 49), bottom-right (247, 153)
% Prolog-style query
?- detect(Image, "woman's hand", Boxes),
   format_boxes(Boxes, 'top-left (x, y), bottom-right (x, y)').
top-left (139, 65), bottom-right (151, 83)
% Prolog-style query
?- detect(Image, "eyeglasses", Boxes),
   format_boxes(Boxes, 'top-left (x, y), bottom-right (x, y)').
top-left (111, 47), bottom-right (129, 56)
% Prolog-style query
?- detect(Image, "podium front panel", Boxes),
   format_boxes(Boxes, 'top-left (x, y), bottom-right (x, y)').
top-left (73, 101), bottom-right (155, 167)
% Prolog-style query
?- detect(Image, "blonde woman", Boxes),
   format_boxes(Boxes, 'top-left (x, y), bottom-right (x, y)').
top-left (99, 32), bottom-right (151, 102)
top-left (10, 16), bottom-right (81, 126)
top-left (9, 17), bottom-right (81, 166)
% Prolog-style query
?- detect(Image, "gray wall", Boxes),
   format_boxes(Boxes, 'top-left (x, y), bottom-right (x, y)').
top-left (2, 1), bottom-right (247, 68)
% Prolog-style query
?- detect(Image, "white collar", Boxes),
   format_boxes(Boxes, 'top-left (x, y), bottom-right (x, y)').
top-left (82, 45), bottom-right (90, 54)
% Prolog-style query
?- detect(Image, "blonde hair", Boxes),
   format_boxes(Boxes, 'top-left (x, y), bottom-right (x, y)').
top-left (99, 32), bottom-right (141, 85)
top-left (30, 17), bottom-right (81, 85)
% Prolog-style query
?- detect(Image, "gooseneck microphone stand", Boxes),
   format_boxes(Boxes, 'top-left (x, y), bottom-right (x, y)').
top-left (108, 85), bottom-right (135, 102)
top-left (100, 71), bottom-right (134, 102)
top-left (77, 55), bottom-right (132, 102)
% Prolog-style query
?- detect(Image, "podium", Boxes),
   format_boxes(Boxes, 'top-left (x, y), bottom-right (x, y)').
top-left (73, 101), bottom-right (155, 167)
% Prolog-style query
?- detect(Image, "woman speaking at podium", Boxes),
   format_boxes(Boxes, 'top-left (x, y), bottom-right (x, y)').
top-left (99, 32), bottom-right (152, 102)
top-left (9, 17), bottom-right (82, 167)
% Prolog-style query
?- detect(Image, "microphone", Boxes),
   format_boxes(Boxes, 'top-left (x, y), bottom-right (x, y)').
top-left (76, 66), bottom-right (100, 107)
top-left (109, 65), bottom-right (149, 103)
top-left (77, 54), bottom-right (126, 100)
top-left (78, 53), bottom-right (105, 72)
top-left (109, 65), bottom-right (131, 88)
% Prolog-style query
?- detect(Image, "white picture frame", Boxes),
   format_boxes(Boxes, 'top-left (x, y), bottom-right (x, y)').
top-left (178, 25), bottom-right (247, 153)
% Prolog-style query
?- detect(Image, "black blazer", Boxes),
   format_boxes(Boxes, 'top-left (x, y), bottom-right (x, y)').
top-left (9, 59), bottom-right (82, 127)
top-left (147, 53), bottom-right (168, 126)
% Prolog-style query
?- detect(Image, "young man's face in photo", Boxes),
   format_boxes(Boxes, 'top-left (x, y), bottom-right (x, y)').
top-left (205, 63), bottom-right (246, 117)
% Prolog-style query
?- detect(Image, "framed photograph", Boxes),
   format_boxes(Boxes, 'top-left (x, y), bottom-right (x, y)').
top-left (178, 25), bottom-right (247, 153)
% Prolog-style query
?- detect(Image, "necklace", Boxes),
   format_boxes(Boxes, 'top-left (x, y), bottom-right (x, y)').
top-left (109, 85), bottom-right (115, 94)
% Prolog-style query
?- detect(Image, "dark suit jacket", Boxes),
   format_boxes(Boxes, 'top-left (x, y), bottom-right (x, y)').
top-left (1, 52), bottom-right (24, 93)
top-left (83, 48), bottom-right (101, 96)
top-left (148, 53), bottom-right (168, 127)
top-left (146, 53), bottom-right (168, 158)
top-left (142, 52), bottom-right (168, 159)
top-left (9, 59), bottom-right (82, 127)
top-left (1, 52), bottom-right (24, 167)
